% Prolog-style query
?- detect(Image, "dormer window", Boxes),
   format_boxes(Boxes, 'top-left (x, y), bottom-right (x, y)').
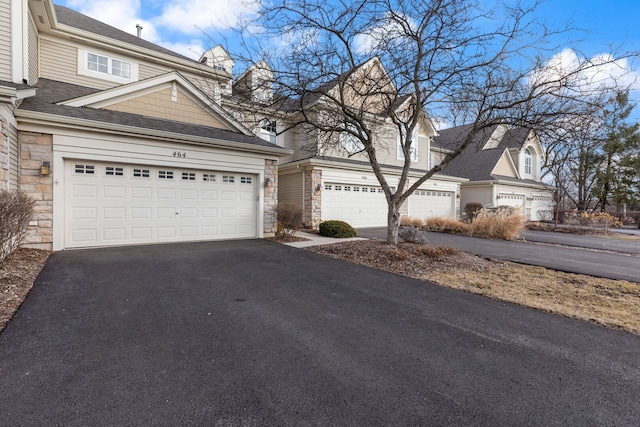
top-left (259, 119), bottom-right (278, 145)
top-left (397, 128), bottom-right (418, 162)
top-left (524, 147), bottom-right (532, 176)
top-left (78, 49), bottom-right (139, 83)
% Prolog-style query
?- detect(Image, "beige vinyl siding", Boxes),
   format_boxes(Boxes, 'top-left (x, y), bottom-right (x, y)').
top-left (292, 125), bottom-right (318, 162)
top-left (40, 37), bottom-right (195, 89)
top-left (278, 171), bottom-right (304, 207)
top-left (0, 0), bottom-right (11, 80)
top-left (8, 120), bottom-right (18, 190)
top-left (104, 87), bottom-right (230, 129)
top-left (27, 15), bottom-right (38, 84)
top-left (492, 152), bottom-right (517, 177)
top-left (39, 38), bottom-right (117, 89)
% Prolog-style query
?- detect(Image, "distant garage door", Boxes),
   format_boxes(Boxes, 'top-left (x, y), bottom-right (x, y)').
top-left (408, 190), bottom-right (454, 219)
top-left (64, 160), bottom-right (257, 248)
top-left (497, 193), bottom-right (525, 215)
top-left (322, 183), bottom-right (388, 227)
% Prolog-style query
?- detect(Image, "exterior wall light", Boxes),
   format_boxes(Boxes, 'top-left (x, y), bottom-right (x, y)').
top-left (41, 161), bottom-right (51, 175)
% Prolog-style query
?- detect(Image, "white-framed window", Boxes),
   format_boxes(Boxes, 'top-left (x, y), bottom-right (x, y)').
top-left (105, 166), bottom-right (124, 176)
top-left (240, 176), bottom-right (252, 184)
top-left (78, 49), bottom-right (139, 83)
top-left (182, 172), bottom-right (196, 181)
top-left (524, 147), bottom-right (533, 176)
top-left (259, 119), bottom-right (278, 145)
top-left (74, 164), bottom-right (95, 175)
top-left (223, 175), bottom-right (235, 183)
top-left (133, 168), bottom-right (150, 178)
top-left (340, 125), bottom-right (365, 154)
top-left (158, 171), bottom-right (173, 179)
top-left (203, 173), bottom-right (216, 182)
top-left (397, 128), bottom-right (418, 161)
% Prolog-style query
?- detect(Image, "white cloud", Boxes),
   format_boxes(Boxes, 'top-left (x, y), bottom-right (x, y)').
top-left (155, 0), bottom-right (260, 36)
top-left (61, 0), bottom-right (257, 59)
top-left (530, 48), bottom-right (640, 95)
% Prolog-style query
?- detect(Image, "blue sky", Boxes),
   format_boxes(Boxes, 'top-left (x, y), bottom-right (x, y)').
top-left (57, 0), bottom-right (640, 119)
top-left (56, 0), bottom-right (640, 60)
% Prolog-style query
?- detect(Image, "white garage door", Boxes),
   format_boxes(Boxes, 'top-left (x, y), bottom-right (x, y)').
top-left (408, 190), bottom-right (454, 219)
top-left (64, 161), bottom-right (258, 248)
top-left (498, 193), bottom-right (525, 215)
top-left (322, 183), bottom-right (388, 227)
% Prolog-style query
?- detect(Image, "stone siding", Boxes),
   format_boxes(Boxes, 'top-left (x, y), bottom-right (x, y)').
top-left (19, 132), bottom-right (53, 250)
top-left (263, 159), bottom-right (278, 236)
top-left (303, 169), bottom-right (322, 228)
top-left (0, 115), bottom-right (8, 190)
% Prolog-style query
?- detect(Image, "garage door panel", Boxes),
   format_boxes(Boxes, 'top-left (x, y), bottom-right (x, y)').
top-left (103, 207), bottom-right (125, 219)
top-left (322, 183), bottom-right (387, 227)
top-left (65, 161), bottom-right (258, 248)
top-left (103, 228), bottom-right (126, 241)
top-left (72, 184), bottom-right (97, 198)
top-left (132, 187), bottom-right (152, 198)
top-left (408, 190), bottom-right (454, 219)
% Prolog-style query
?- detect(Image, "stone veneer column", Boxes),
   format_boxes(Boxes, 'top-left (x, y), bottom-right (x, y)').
top-left (263, 159), bottom-right (278, 237)
top-left (19, 132), bottom-right (53, 249)
top-left (0, 116), bottom-right (8, 190)
top-left (303, 169), bottom-right (322, 228)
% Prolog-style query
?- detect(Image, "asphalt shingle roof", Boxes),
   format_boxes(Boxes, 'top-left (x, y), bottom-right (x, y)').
top-left (18, 79), bottom-right (283, 150)
top-left (433, 124), bottom-right (531, 181)
top-left (54, 5), bottom-right (196, 63)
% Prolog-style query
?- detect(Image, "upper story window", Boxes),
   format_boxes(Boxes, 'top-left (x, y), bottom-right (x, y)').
top-left (88, 53), bottom-right (131, 79)
top-left (340, 125), bottom-right (365, 154)
top-left (259, 119), bottom-right (278, 145)
top-left (78, 49), bottom-right (139, 83)
top-left (524, 147), bottom-right (533, 176)
top-left (397, 128), bottom-right (418, 162)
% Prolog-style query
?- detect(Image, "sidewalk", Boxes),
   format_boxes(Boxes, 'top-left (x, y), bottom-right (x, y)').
top-left (283, 231), bottom-right (367, 248)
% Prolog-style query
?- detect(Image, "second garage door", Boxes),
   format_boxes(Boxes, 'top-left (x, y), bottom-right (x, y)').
top-left (64, 160), bottom-right (258, 248)
top-left (322, 183), bottom-right (389, 227)
top-left (408, 190), bottom-right (454, 219)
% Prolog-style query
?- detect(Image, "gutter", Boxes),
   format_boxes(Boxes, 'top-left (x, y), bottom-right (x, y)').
top-left (15, 109), bottom-right (293, 157)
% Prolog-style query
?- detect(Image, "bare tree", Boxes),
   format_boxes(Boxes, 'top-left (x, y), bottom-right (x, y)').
top-left (237, 0), bottom-right (637, 244)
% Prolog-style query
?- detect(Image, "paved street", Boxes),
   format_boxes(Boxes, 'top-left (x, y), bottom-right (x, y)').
top-left (1, 240), bottom-right (640, 425)
top-left (358, 228), bottom-right (640, 282)
top-left (522, 230), bottom-right (640, 255)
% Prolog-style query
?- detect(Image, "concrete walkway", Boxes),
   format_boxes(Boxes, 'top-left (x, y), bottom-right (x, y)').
top-left (283, 231), bottom-right (366, 248)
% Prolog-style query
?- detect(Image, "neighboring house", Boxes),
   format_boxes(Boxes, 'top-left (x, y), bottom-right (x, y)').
top-left (1, 0), bottom-right (288, 250)
top-left (220, 57), bottom-right (466, 228)
top-left (434, 123), bottom-right (554, 221)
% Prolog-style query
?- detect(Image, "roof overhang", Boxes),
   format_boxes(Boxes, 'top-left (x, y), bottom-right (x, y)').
top-left (0, 85), bottom-right (36, 105)
top-left (15, 109), bottom-right (292, 158)
top-left (279, 157), bottom-right (468, 183)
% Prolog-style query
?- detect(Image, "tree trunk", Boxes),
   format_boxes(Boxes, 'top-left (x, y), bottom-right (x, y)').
top-left (386, 203), bottom-right (401, 245)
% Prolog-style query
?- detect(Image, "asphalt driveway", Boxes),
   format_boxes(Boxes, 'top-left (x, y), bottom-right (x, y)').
top-left (1, 240), bottom-right (640, 425)
top-left (358, 228), bottom-right (640, 282)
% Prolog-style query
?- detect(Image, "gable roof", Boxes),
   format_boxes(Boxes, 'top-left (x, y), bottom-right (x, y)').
top-left (53, 5), bottom-right (194, 63)
top-left (433, 124), bottom-right (531, 181)
top-left (57, 71), bottom-right (252, 134)
top-left (16, 79), bottom-right (287, 154)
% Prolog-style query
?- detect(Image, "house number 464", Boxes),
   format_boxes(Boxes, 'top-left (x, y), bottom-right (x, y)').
top-left (173, 151), bottom-right (187, 158)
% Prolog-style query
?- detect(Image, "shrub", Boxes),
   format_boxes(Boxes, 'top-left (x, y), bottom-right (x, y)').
top-left (418, 246), bottom-right (460, 259)
top-left (463, 202), bottom-right (483, 222)
top-left (424, 216), bottom-right (470, 234)
top-left (577, 211), bottom-right (623, 228)
top-left (319, 220), bottom-right (356, 238)
top-left (469, 207), bottom-right (524, 240)
top-left (0, 190), bottom-right (35, 264)
top-left (275, 202), bottom-right (303, 237)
